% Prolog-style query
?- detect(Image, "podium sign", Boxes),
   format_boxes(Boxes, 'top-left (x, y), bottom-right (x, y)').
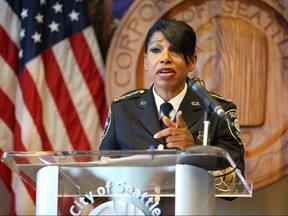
top-left (2, 146), bottom-right (252, 215)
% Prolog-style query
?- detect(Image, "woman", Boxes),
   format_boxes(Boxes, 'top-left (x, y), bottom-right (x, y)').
top-left (100, 18), bottom-right (244, 167)
top-left (100, 19), bottom-right (245, 210)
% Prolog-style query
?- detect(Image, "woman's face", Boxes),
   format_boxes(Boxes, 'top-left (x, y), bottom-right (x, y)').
top-left (144, 31), bottom-right (197, 98)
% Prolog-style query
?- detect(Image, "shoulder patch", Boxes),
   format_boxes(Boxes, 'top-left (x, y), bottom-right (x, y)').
top-left (209, 92), bottom-right (231, 102)
top-left (113, 89), bottom-right (146, 102)
top-left (226, 109), bottom-right (243, 145)
top-left (101, 108), bottom-right (111, 141)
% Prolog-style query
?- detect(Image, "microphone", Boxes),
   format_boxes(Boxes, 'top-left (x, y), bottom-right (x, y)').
top-left (188, 77), bottom-right (228, 122)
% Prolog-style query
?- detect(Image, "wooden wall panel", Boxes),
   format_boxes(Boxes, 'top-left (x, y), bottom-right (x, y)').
top-left (105, 0), bottom-right (288, 191)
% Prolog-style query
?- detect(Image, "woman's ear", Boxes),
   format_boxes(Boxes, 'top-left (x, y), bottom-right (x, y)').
top-left (189, 55), bottom-right (197, 71)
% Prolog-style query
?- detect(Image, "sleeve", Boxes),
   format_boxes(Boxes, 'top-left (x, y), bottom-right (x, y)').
top-left (99, 104), bottom-right (121, 150)
top-left (211, 101), bottom-right (245, 175)
top-left (210, 102), bottom-right (246, 200)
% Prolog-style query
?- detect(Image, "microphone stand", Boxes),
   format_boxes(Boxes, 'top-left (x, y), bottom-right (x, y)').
top-left (203, 110), bottom-right (211, 146)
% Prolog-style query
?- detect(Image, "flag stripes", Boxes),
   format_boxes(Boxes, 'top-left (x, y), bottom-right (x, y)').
top-left (0, 0), bottom-right (108, 214)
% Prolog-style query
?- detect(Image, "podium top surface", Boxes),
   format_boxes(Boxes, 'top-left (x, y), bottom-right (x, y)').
top-left (1, 146), bottom-right (253, 197)
top-left (2, 146), bottom-right (232, 167)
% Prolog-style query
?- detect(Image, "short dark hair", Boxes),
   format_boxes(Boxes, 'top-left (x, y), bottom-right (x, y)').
top-left (144, 19), bottom-right (196, 64)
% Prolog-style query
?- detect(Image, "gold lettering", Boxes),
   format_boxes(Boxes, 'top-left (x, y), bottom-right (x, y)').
top-left (261, 15), bottom-right (282, 38)
top-left (222, 1), bottom-right (234, 14)
top-left (118, 18), bottom-right (143, 52)
top-left (180, 8), bottom-right (197, 22)
top-left (248, 10), bottom-right (282, 39)
top-left (114, 51), bottom-right (132, 86)
top-left (177, 4), bottom-right (205, 23)
top-left (116, 52), bottom-right (132, 69)
top-left (153, 0), bottom-right (173, 12)
top-left (194, 5), bottom-right (205, 19)
top-left (139, 4), bottom-right (157, 21)
top-left (270, 27), bottom-right (282, 38)
top-left (263, 16), bottom-right (274, 31)
top-left (120, 35), bottom-right (137, 52)
top-left (271, 0), bottom-right (286, 11)
top-left (236, 2), bottom-right (249, 17)
top-left (277, 36), bottom-right (288, 46)
top-left (277, 2), bottom-right (286, 11)
top-left (114, 70), bottom-right (131, 87)
top-left (127, 18), bottom-right (142, 37)
top-left (278, 36), bottom-right (288, 69)
top-left (249, 10), bottom-right (263, 26)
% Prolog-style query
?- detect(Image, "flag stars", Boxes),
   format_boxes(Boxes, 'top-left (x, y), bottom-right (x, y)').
top-left (53, 2), bottom-right (63, 13)
top-left (35, 13), bottom-right (44, 23)
top-left (48, 21), bottom-right (60, 32)
top-left (32, 31), bottom-right (42, 43)
top-left (20, 8), bottom-right (28, 19)
top-left (20, 29), bottom-right (25, 39)
top-left (18, 49), bottom-right (23, 58)
top-left (39, 0), bottom-right (46, 5)
top-left (68, 10), bottom-right (79, 21)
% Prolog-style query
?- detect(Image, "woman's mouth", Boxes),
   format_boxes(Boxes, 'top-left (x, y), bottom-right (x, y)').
top-left (157, 68), bottom-right (176, 79)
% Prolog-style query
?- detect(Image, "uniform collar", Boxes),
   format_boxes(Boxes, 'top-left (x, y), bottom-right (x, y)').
top-left (153, 83), bottom-right (187, 120)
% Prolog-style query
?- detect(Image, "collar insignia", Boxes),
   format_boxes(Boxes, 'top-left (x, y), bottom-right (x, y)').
top-left (191, 101), bottom-right (200, 106)
top-left (140, 100), bottom-right (147, 106)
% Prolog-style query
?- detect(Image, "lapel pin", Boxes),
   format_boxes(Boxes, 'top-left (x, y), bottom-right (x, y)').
top-left (191, 101), bottom-right (200, 106)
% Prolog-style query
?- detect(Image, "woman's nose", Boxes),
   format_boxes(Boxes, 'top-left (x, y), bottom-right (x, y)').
top-left (160, 49), bottom-right (171, 64)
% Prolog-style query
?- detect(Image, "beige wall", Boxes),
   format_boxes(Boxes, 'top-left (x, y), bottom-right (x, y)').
top-left (0, 180), bottom-right (10, 215)
top-left (105, 0), bottom-right (288, 191)
top-left (216, 176), bottom-right (288, 215)
top-left (103, 1), bottom-right (288, 214)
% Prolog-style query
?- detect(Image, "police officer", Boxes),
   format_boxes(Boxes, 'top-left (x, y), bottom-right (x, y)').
top-left (100, 19), bottom-right (245, 212)
top-left (100, 18), bottom-right (244, 169)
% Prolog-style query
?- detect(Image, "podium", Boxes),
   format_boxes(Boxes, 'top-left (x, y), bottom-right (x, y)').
top-left (1, 146), bottom-right (252, 215)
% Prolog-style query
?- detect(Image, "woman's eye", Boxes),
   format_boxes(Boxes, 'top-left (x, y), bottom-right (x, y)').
top-left (171, 48), bottom-right (181, 54)
top-left (150, 47), bottom-right (161, 53)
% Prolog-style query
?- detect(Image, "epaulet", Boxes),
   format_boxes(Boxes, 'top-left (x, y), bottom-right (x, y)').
top-left (113, 89), bottom-right (147, 102)
top-left (209, 92), bottom-right (231, 102)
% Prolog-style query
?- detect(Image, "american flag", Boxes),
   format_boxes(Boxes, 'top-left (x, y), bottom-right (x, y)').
top-left (0, 0), bottom-right (108, 214)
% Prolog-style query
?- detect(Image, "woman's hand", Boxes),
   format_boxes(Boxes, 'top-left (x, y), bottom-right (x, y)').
top-left (153, 111), bottom-right (196, 149)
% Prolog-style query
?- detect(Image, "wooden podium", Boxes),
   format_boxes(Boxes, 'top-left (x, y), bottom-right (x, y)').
top-left (1, 146), bottom-right (252, 215)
